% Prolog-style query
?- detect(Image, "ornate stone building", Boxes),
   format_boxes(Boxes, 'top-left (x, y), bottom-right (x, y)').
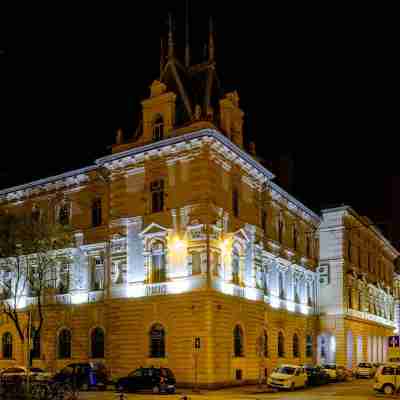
top-left (0, 21), bottom-right (397, 387)
top-left (318, 206), bottom-right (398, 368)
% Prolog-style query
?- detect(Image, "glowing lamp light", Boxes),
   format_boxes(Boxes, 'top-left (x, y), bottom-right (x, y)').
top-left (71, 293), bottom-right (88, 304)
top-left (286, 301), bottom-right (295, 312)
top-left (330, 336), bottom-right (336, 352)
top-left (17, 296), bottom-right (27, 309)
top-left (270, 297), bottom-right (280, 309)
top-left (300, 304), bottom-right (309, 315)
top-left (172, 237), bottom-right (185, 251)
top-left (168, 280), bottom-right (190, 294)
top-left (221, 282), bottom-right (234, 296)
top-left (245, 287), bottom-right (258, 301)
top-left (126, 284), bottom-right (145, 298)
top-left (220, 239), bottom-right (229, 254)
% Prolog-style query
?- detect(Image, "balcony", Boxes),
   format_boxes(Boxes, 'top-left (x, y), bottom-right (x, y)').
top-left (346, 308), bottom-right (396, 328)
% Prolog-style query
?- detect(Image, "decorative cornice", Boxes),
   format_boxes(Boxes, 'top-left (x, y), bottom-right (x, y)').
top-left (0, 166), bottom-right (96, 204)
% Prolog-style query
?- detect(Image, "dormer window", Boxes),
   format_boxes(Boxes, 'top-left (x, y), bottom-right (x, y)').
top-left (152, 115), bottom-right (164, 141)
top-left (59, 203), bottom-right (70, 226)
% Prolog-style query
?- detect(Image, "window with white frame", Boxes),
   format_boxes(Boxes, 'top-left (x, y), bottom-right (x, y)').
top-left (91, 256), bottom-right (104, 291)
top-left (151, 241), bottom-right (166, 283)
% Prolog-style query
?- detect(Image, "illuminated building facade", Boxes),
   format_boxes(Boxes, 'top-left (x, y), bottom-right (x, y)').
top-left (0, 21), bottom-right (396, 386)
top-left (318, 207), bottom-right (398, 368)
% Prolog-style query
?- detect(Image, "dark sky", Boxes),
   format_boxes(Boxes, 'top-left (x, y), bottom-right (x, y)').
top-left (1, 2), bottom-right (399, 246)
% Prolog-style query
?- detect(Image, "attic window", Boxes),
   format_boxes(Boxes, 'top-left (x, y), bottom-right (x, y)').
top-left (152, 115), bottom-right (164, 141)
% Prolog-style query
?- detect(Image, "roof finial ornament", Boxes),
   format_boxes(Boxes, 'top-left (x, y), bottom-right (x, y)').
top-left (168, 13), bottom-right (174, 59)
top-left (208, 16), bottom-right (215, 62)
top-left (185, 0), bottom-right (190, 68)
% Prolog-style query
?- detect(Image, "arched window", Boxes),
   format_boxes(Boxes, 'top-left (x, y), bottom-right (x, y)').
top-left (278, 332), bottom-right (285, 358)
top-left (293, 333), bottom-right (300, 358)
top-left (306, 335), bottom-right (313, 358)
top-left (59, 203), bottom-right (70, 225)
top-left (234, 325), bottom-right (244, 357)
top-left (58, 329), bottom-right (71, 359)
top-left (150, 180), bottom-right (164, 213)
top-left (278, 271), bottom-right (285, 300)
top-left (263, 331), bottom-right (269, 358)
top-left (92, 198), bottom-right (102, 227)
top-left (149, 324), bottom-right (165, 358)
top-left (232, 244), bottom-right (241, 285)
top-left (2, 332), bottom-right (13, 359)
top-left (151, 241), bottom-right (166, 283)
top-left (232, 187), bottom-right (239, 217)
top-left (152, 115), bottom-right (164, 141)
top-left (31, 329), bottom-right (40, 359)
top-left (91, 327), bottom-right (105, 359)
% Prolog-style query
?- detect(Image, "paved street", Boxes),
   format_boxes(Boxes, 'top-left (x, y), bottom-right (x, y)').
top-left (78, 378), bottom-right (381, 400)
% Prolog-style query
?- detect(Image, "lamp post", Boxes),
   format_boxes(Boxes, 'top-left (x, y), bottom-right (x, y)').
top-left (257, 334), bottom-right (265, 388)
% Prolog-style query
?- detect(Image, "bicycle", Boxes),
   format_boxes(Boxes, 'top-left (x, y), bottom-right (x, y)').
top-left (31, 380), bottom-right (78, 400)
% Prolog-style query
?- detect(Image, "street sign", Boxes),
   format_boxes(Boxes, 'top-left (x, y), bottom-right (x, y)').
top-left (194, 337), bottom-right (201, 350)
top-left (388, 336), bottom-right (400, 361)
top-left (389, 336), bottom-right (400, 348)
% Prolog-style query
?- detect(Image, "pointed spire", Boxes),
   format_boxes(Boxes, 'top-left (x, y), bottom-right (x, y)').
top-left (168, 13), bottom-right (174, 59)
top-left (208, 17), bottom-right (215, 62)
top-left (185, 0), bottom-right (190, 68)
top-left (160, 37), bottom-right (165, 79)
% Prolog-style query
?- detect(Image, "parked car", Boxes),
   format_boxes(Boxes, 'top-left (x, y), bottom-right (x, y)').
top-left (355, 362), bottom-right (375, 378)
top-left (115, 366), bottom-right (176, 394)
top-left (304, 365), bottom-right (330, 386)
top-left (0, 366), bottom-right (51, 383)
top-left (53, 362), bottom-right (110, 391)
top-left (267, 365), bottom-right (308, 390)
top-left (322, 364), bottom-right (346, 381)
top-left (373, 363), bottom-right (400, 395)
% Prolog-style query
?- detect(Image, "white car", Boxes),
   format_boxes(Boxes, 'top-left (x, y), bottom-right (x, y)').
top-left (267, 365), bottom-right (308, 390)
top-left (373, 363), bottom-right (400, 395)
top-left (0, 366), bottom-right (52, 382)
top-left (355, 362), bottom-right (375, 378)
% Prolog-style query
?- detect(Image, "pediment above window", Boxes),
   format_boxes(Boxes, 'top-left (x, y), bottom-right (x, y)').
top-left (139, 222), bottom-right (171, 238)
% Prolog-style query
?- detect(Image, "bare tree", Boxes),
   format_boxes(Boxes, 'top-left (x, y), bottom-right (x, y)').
top-left (0, 211), bottom-right (73, 363)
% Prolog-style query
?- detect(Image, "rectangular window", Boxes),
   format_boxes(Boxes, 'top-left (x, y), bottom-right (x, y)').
top-left (151, 180), bottom-right (164, 213)
top-left (91, 257), bottom-right (104, 290)
top-left (348, 240), bottom-right (352, 262)
top-left (232, 187), bottom-right (239, 217)
top-left (92, 198), bottom-right (102, 227)
top-left (261, 210), bottom-right (267, 233)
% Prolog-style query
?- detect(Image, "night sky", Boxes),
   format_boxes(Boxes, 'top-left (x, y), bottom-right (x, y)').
top-left (1, 3), bottom-right (398, 246)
